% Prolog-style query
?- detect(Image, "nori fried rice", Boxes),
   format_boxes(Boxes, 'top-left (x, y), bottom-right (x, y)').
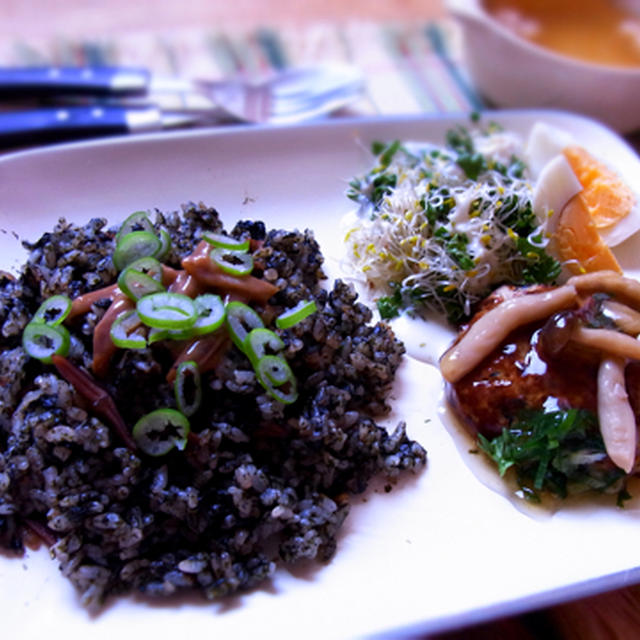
top-left (0, 202), bottom-right (426, 609)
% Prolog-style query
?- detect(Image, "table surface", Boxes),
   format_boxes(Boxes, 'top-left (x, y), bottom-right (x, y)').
top-left (3, 1), bottom-right (640, 638)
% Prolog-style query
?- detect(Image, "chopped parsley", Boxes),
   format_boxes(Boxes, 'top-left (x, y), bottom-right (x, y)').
top-left (377, 284), bottom-right (403, 320)
top-left (516, 234), bottom-right (561, 284)
top-left (435, 228), bottom-right (475, 271)
top-left (478, 409), bottom-right (625, 500)
top-left (446, 125), bottom-right (488, 180)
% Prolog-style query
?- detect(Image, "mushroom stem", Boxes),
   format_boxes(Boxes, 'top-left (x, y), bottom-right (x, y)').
top-left (568, 271), bottom-right (640, 310)
top-left (597, 356), bottom-right (636, 474)
top-left (440, 285), bottom-right (577, 383)
top-left (601, 300), bottom-right (640, 335)
top-left (571, 326), bottom-right (640, 361)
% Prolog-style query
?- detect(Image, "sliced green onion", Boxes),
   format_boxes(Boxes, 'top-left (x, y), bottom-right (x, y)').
top-left (124, 256), bottom-right (163, 281)
top-left (118, 266), bottom-right (165, 301)
top-left (148, 327), bottom-right (169, 344)
top-left (113, 230), bottom-right (162, 271)
top-left (191, 294), bottom-right (225, 336)
top-left (155, 228), bottom-right (172, 261)
top-left (244, 328), bottom-right (284, 365)
top-left (120, 268), bottom-right (164, 299)
top-left (137, 292), bottom-right (197, 330)
top-left (31, 294), bottom-right (72, 326)
top-left (174, 361), bottom-right (201, 417)
top-left (110, 310), bottom-right (147, 349)
top-left (22, 322), bottom-right (70, 363)
top-left (132, 408), bottom-right (190, 456)
top-left (115, 210), bottom-right (155, 245)
top-left (202, 231), bottom-right (250, 252)
top-left (255, 355), bottom-right (298, 404)
top-left (210, 247), bottom-right (253, 276)
top-left (225, 301), bottom-right (264, 350)
top-left (275, 300), bottom-right (318, 329)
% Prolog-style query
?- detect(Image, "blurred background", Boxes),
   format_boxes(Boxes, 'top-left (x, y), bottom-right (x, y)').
top-left (0, 0), bottom-right (474, 130)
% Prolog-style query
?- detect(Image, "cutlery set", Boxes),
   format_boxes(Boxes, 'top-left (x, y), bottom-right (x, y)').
top-left (0, 64), bottom-right (365, 147)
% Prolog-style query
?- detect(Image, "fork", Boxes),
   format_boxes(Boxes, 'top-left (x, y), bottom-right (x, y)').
top-left (0, 64), bottom-right (365, 146)
top-left (175, 64), bottom-right (366, 124)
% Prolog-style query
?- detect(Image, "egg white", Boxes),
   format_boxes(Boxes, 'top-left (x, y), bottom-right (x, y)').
top-left (525, 122), bottom-right (576, 179)
top-left (527, 122), bottom-right (640, 247)
top-left (532, 154), bottom-right (582, 232)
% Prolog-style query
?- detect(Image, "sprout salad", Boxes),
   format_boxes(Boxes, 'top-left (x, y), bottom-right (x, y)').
top-left (345, 120), bottom-right (560, 323)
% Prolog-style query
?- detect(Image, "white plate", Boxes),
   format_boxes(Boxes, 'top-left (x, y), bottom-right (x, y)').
top-left (2, 112), bottom-right (640, 640)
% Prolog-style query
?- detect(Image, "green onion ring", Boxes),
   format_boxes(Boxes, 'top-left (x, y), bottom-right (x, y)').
top-left (31, 294), bottom-right (72, 327)
top-left (191, 294), bottom-right (225, 336)
top-left (118, 266), bottom-right (165, 301)
top-left (152, 293), bottom-right (226, 341)
top-left (132, 408), bottom-right (191, 456)
top-left (22, 322), bottom-right (70, 363)
top-left (110, 309), bottom-right (147, 349)
top-left (113, 230), bottom-right (162, 271)
top-left (210, 247), bottom-right (253, 276)
top-left (202, 231), bottom-right (250, 252)
top-left (123, 256), bottom-right (163, 281)
top-left (115, 210), bottom-right (155, 245)
top-left (244, 328), bottom-right (284, 365)
top-left (174, 361), bottom-right (201, 417)
top-left (275, 299), bottom-right (318, 329)
top-left (225, 301), bottom-right (264, 350)
top-left (137, 292), bottom-right (197, 330)
top-left (255, 355), bottom-right (298, 404)
top-left (155, 228), bottom-right (172, 261)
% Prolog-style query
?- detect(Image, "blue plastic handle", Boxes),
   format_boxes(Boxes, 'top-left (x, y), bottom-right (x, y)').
top-left (0, 66), bottom-right (150, 98)
top-left (0, 105), bottom-right (159, 146)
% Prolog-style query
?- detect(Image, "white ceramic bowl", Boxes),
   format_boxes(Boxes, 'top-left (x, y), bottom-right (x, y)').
top-left (445, 0), bottom-right (640, 133)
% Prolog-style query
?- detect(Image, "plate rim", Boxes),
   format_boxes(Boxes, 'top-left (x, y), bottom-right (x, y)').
top-left (2, 109), bottom-right (640, 638)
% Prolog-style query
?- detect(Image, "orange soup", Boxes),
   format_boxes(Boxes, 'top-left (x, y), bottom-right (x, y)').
top-left (483, 0), bottom-right (640, 67)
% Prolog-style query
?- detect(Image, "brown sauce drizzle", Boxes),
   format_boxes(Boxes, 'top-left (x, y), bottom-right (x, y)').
top-left (65, 238), bottom-right (279, 378)
top-left (68, 283), bottom-right (118, 320)
top-left (167, 270), bottom-right (207, 298)
top-left (182, 240), bottom-right (278, 304)
top-left (166, 332), bottom-right (230, 383)
top-left (91, 292), bottom-right (134, 378)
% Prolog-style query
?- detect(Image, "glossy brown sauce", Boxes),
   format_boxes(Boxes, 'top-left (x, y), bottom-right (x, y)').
top-left (484, 0), bottom-right (640, 67)
top-left (448, 322), bottom-right (600, 439)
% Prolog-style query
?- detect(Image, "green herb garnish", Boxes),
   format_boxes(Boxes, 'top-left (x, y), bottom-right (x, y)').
top-left (434, 228), bottom-right (475, 271)
top-left (478, 409), bottom-right (625, 499)
top-left (377, 287), bottom-right (403, 320)
top-left (516, 235), bottom-right (562, 284)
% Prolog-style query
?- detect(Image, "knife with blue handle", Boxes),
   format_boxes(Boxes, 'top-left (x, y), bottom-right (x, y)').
top-left (0, 66), bottom-right (151, 98)
top-left (0, 105), bottom-right (197, 146)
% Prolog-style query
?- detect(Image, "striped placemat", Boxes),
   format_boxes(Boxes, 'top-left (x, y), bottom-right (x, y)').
top-left (0, 20), bottom-right (484, 120)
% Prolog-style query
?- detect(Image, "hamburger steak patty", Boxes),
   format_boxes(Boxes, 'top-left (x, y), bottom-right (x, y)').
top-left (443, 283), bottom-right (640, 498)
top-left (446, 284), bottom-right (640, 438)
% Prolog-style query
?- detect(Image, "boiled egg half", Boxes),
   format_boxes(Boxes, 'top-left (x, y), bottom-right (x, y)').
top-left (526, 123), bottom-right (640, 274)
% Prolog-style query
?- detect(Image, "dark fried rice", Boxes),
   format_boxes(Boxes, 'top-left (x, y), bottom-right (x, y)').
top-left (0, 202), bottom-right (426, 609)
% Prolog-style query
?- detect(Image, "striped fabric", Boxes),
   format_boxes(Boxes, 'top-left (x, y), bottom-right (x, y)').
top-left (0, 20), bottom-right (484, 119)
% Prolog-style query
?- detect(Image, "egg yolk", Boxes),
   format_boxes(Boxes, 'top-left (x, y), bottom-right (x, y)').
top-left (555, 192), bottom-right (622, 275)
top-left (563, 146), bottom-right (635, 233)
top-left (554, 146), bottom-right (633, 275)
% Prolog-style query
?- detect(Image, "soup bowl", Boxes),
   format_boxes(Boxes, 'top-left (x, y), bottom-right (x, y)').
top-left (445, 0), bottom-right (640, 133)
